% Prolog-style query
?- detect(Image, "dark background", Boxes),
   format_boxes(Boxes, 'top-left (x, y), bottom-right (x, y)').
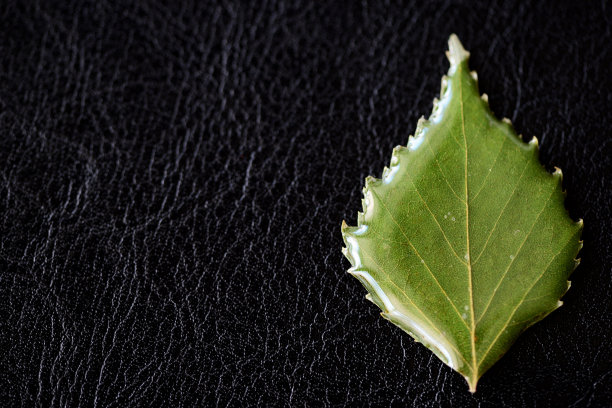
top-left (0, 1), bottom-right (610, 407)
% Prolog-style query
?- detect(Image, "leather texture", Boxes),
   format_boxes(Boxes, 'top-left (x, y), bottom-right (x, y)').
top-left (0, 1), bottom-right (610, 407)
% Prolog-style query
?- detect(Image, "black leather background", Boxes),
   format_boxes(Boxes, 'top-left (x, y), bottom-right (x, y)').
top-left (1, 1), bottom-right (610, 407)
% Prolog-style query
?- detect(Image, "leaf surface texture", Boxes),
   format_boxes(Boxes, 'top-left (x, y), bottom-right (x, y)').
top-left (341, 35), bottom-right (583, 391)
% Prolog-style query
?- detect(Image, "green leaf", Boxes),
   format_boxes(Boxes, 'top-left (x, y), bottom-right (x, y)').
top-left (341, 34), bottom-right (583, 392)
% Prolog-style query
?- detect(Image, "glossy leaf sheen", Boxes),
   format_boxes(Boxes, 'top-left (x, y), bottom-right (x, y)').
top-left (341, 35), bottom-right (583, 392)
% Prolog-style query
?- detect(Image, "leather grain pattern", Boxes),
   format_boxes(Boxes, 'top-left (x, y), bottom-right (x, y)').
top-left (0, 1), bottom-right (610, 407)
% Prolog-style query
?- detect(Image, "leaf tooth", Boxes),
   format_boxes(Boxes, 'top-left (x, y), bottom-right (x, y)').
top-left (364, 175), bottom-right (382, 190)
top-left (369, 296), bottom-right (386, 311)
top-left (407, 118), bottom-right (431, 151)
top-left (470, 70), bottom-right (478, 81)
top-left (341, 219), bottom-right (349, 232)
top-left (416, 116), bottom-right (428, 130)
top-left (341, 246), bottom-right (353, 264)
top-left (361, 188), bottom-right (377, 222)
top-left (430, 98), bottom-right (441, 120)
top-left (528, 136), bottom-right (539, 151)
top-left (357, 211), bottom-right (366, 226)
top-left (499, 118), bottom-right (517, 139)
top-left (481, 93), bottom-right (489, 103)
top-left (343, 234), bottom-right (364, 269)
top-left (391, 145), bottom-right (406, 161)
top-left (365, 293), bottom-right (376, 304)
top-left (415, 116), bottom-right (430, 136)
top-left (341, 222), bottom-right (364, 239)
top-left (561, 282), bottom-right (572, 303)
top-left (361, 182), bottom-right (379, 223)
top-left (440, 76), bottom-right (449, 97)
top-left (361, 196), bottom-right (368, 213)
top-left (553, 166), bottom-right (563, 182)
top-left (381, 165), bottom-right (391, 179)
top-left (389, 160), bottom-right (398, 171)
top-left (351, 272), bottom-right (387, 312)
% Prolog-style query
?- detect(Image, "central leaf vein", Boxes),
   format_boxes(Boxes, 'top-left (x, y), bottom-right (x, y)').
top-left (459, 65), bottom-right (478, 381)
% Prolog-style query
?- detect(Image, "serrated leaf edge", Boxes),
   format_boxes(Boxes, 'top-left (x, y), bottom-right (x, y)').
top-left (341, 34), bottom-right (583, 392)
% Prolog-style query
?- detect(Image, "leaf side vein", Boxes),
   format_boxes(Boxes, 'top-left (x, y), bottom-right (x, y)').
top-left (369, 188), bottom-right (471, 331)
top-left (476, 230), bottom-right (579, 368)
top-left (359, 246), bottom-right (471, 368)
top-left (406, 174), bottom-right (468, 265)
top-left (472, 160), bottom-right (530, 264)
top-left (425, 135), bottom-right (466, 204)
top-left (471, 136), bottom-right (508, 201)
top-left (475, 188), bottom-right (556, 324)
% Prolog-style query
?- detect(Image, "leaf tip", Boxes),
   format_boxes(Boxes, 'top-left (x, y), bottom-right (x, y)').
top-left (447, 34), bottom-right (470, 66)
